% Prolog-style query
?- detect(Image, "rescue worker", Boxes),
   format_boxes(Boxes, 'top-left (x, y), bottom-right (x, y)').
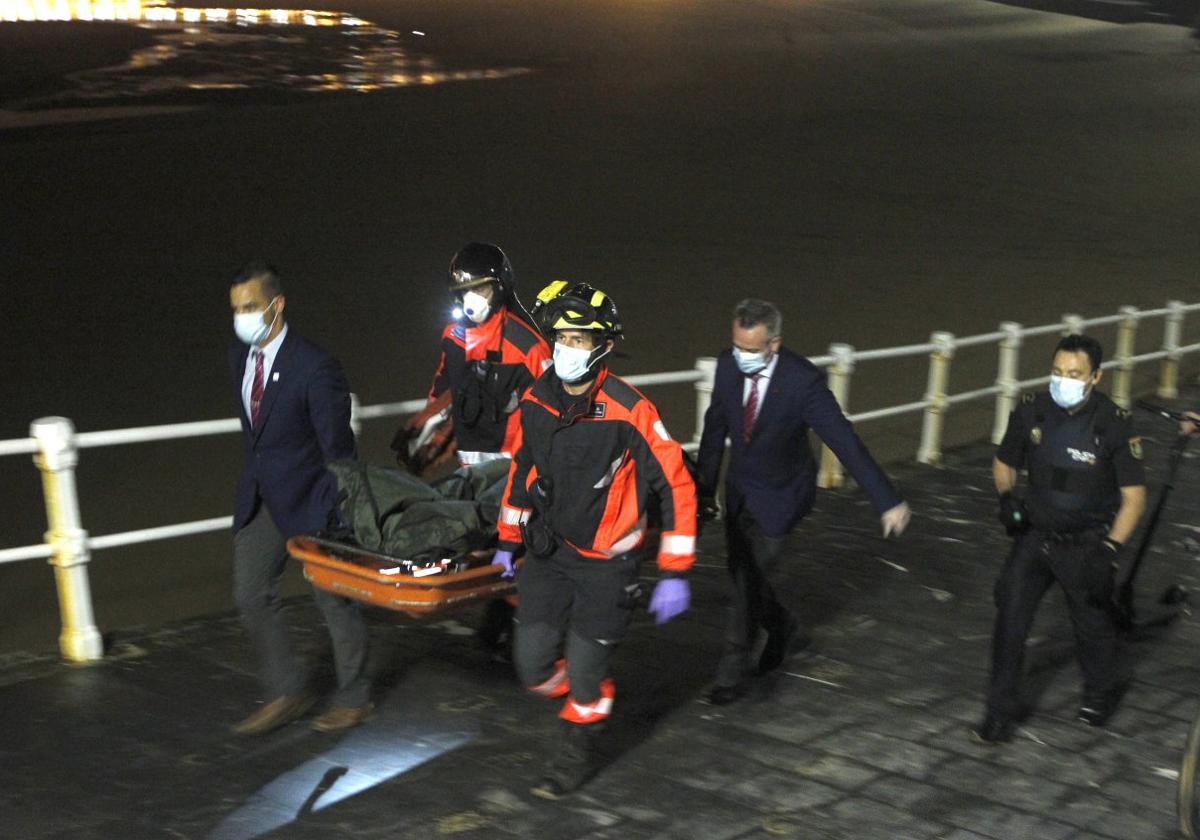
top-left (491, 283), bottom-right (696, 799)
top-left (975, 334), bottom-right (1146, 744)
top-left (396, 243), bottom-right (551, 654)
top-left (397, 242), bottom-right (551, 472)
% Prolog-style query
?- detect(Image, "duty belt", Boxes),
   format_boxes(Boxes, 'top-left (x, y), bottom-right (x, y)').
top-left (1034, 527), bottom-right (1105, 545)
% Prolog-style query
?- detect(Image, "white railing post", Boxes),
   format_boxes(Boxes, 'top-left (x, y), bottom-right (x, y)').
top-left (1063, 313), bottom-right (1084, 336)
top-left (349, 392), bottom-right (363, 437)
top-left (818, 343), bottom-right (855, 489)
top-left (692, 356), bottom-right (717, 444)
top-left (1112, 306), bottom-right (1138, 409)
top-left (917, 332), bottom-right (955, 465)
top-left (30, 417), bottom-right (103, 663)
top-left (1158, 300), bottom-right (1184, 399)
top-left (992, 322), bottom-right (1023, 445)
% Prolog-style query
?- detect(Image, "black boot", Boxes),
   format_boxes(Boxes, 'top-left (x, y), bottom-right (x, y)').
top-left (1078, 685), bottom-right (1124, 727)
top-left (476, 599), bottom-right (515, 663)
top-left (531, 721), bottom-right (604, 800)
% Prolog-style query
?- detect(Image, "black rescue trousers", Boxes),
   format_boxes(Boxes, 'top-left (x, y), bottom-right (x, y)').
top-left (987, 529), bottom-right (1117, 720)
top-left (514, 542), bottom-right (640, 708)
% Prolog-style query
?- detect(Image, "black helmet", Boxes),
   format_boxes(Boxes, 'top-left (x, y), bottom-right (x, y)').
top-left (533, 281), bottom-right (623, 339)
top-left (448, 242), bottom-right (514, 295)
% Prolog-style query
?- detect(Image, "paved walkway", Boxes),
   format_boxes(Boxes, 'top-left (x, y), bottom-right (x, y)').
top-left (4, 396), bottom-right (1200, 840)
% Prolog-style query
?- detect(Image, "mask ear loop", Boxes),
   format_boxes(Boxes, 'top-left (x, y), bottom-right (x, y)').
top-left (258, 296), bottom-right (282, 341)
top-left (586, 342), bottom-right (611, 373)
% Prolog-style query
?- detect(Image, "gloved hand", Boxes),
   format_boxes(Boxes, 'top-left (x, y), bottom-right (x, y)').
top-left (997, 492), bottom-right (1027, 536)
top-left (648, 577), bottom-right (690, 625)
top-left (491, 549), bottom-right (516, 579)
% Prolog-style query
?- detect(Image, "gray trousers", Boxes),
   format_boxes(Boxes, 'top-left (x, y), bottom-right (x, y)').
top-left (716, 506), bottom-right (792, 687)
top-left (233, 505), bottom-right (370, 707)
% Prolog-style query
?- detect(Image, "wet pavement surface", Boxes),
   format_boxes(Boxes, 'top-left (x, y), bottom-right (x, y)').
top-left (5, 387), bottom-right (1200, 839)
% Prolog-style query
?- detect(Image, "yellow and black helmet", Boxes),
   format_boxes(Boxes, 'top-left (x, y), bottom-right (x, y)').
top-left (532, 281), bottom-right (623, 338)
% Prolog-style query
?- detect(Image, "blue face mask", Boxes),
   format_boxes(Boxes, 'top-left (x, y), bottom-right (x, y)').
top-left (1049, 374), bottom-right (1090, 409)
top-left (554, 341), bottom-right (610, 384)
top-left (233, 297), bottom-right (280, 346)
top-left (732, 346), bottom-right (769, 375)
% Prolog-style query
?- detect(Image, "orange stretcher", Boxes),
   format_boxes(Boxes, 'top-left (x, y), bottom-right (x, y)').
top-left (287, 535), bottom-right (515, 618)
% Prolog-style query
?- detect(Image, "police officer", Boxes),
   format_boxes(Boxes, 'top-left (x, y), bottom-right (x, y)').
top-left (492, 283), bottom-right (697, 799)
top-left (397, 243), bottom-right (551, 472)
top-left (975, 334), bottom-right (1146, 744)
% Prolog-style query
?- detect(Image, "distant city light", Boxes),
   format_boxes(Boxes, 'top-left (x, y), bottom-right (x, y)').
top-left (0, 0), bottom-right (533, 99)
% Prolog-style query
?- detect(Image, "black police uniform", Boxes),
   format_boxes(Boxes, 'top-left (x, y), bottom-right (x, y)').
top-left (987, 389), bottom-right (1144, 722)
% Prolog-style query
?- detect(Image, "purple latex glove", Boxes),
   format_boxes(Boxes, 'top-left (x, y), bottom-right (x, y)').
top-left (491, 549), bottom-right (516, 579)
top-left (648, 578), bottom-right (690, 625)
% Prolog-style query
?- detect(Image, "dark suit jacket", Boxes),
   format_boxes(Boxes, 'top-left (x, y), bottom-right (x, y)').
top-left (229, 329), bottom-right (355, 539)
top-left (697, 346), bottom-right (902, 537)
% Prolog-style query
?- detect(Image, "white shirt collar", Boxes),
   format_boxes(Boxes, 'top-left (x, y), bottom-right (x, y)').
top-left (758, 351), bottom-right (779, 381)
top-left (254, 322), bottom-right (288, 368)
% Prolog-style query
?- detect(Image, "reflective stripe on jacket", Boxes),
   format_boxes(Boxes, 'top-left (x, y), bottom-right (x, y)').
top-left (498, 366), bottom-right (697, 573)
top-left (426, 308), bottom-right (552, 456)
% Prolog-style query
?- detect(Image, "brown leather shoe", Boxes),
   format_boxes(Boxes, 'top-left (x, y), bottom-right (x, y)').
top-left (232, 692), bottom-right (316, 736)
top-left (311, 702), bottom-right (374, 733)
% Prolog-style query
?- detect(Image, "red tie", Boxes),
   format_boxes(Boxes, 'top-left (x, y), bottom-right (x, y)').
top-left (250, 350), bottom-right (264, 428)
top-left (742, 373), bottom-right (761, 443)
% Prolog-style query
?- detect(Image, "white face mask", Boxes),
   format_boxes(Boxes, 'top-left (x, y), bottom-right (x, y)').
top-left (233, 297), bottom-right (280, 346)
top-left (732, 346), bottom-right (769, 375)
top-left (460, 290), bottom-right (491, 324)
top-left (1049, 374), bottom-right (1090, 409)
top-left (554, 341), bottom-right (608, 384)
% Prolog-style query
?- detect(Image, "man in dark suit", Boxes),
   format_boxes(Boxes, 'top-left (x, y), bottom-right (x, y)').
top-left (228, 261), bottom-right (372, 735)
top-left (697, 298), bottom-right (911, 704)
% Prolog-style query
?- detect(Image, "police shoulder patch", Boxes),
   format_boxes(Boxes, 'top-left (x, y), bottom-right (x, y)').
top-left (1129, 436), bottom-right (1143, 460)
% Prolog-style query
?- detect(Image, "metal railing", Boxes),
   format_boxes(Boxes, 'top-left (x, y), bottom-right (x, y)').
top-left (3, 299), bottom-right (1197, 662)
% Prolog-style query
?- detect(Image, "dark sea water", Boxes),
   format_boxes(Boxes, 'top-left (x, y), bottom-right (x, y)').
top-left (2, 0), bottom-right (1199, 652)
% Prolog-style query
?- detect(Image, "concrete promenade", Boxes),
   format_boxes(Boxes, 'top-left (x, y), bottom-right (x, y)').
top-left (4, 400), bottom-right (1200, 839)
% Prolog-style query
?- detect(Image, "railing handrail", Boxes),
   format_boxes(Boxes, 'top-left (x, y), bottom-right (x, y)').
top-left (4, 302), bottom-right (1194, 458)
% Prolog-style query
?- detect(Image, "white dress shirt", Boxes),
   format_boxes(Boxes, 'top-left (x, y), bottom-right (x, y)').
top-left (241, 323), bottom-right (288, 420)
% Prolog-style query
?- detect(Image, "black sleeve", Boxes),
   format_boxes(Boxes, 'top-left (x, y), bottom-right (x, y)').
top-left (1108, 410), bottom-right (1146, 488)
top-left (695, 372), bottom-right (729, 496)
top-left (994, 404), bottom-right (1028, 468)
